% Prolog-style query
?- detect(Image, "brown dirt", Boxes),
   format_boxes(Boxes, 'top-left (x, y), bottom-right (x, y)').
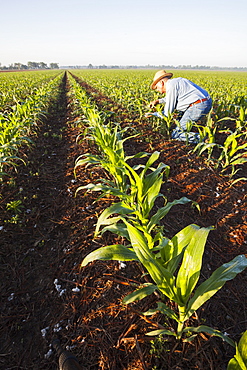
top-left (0, 72), bottom-right (246, 370)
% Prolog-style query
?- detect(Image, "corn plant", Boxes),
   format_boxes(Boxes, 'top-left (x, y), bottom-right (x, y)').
top-left (149, 105), bottom-right (174, 137)
top-left (227, 330), bottom-right (247, 369)
top-left (76, 146), bottom-right (193, 247)
top-left (196, 111), bottom-right (216, 139)
top-left (216, 131), bottom-right (247, 177)
top-left (82, 221), bottom-right (247, 345)
top-left (6, 200), bottom-right (23, 214)
top-left (75, 119), bottom-right (141, 195)
top-left (235, 105), bottom-right (247, 133)
top-left (92, 152), bottom-right (193, 243)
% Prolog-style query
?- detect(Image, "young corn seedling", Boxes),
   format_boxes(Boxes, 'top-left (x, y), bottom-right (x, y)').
top-left (93, 151), bottom-right (192, 246)
top-left (227, 330), bottom-right (247, 369)
top-left (82, 221), bottom-right (247, 345)
top-left (235, 105), bottom-right (247, 134)
top-left (216, 131), bottom-right (247, 178)
top-left (154, 106), bottom-right (174, 138)
top-left (193, 112), bottom-right (218, 161)
top-left (75, 120), bottom-right (140, 195)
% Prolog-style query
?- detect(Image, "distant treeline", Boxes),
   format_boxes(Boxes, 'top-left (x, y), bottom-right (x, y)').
top-left (0, 62), bottom-right (59, 70)
top-left (63, 64), bottom-right (247, 71)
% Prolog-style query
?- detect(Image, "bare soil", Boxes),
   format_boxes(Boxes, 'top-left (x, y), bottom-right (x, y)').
top-left (0, 72), bottom-right (246, 370)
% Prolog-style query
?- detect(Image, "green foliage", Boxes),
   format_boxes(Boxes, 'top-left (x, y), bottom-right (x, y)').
top-left (82, 220), bottom-right (247, 344)
top-left (227, 331), bottom-right (247, 370)
top-left (0, 71), bottom-right (63, 180)
top-left (6, 199), bottom-right (23, 214)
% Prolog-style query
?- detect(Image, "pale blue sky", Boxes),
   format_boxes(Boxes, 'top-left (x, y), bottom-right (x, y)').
top-left (1, 0), bottom-right (246, 67)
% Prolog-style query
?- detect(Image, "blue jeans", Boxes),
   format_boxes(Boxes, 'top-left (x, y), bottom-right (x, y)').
top-left (171, 98), bottom-right (212, 143)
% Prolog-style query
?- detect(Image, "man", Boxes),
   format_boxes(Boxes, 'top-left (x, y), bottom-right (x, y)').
top-left (146, 70), bottom-right (212, 143)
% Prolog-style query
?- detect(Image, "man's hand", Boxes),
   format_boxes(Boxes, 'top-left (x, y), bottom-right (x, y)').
top-left (149, 100), bottom-right (159, 109)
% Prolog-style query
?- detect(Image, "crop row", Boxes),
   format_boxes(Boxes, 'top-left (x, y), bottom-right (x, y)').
top-left (68, 73), bottom-right (247, 367)
top-left (0, 70), bottom-right (62, 112)
top-left (0, 72), bottom-right (64, 179)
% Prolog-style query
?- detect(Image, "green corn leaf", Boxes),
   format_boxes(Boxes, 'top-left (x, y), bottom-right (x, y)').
top-left (230, 177), bottom-right (247, 186)
top-left (164, 224), bottom-right (202, 273)
top-left (143, 301), bottom-right (179, 322)
top-left (141, 175), bottom-right (163, 218)
top-left (228, 151), bottom-right (247, 163)
top-left (238, 331), bottom-right (247, 365)
top-left (146, 329), bottom-right (177, 337)
top-left (140, 151), bottom-right (160, 178)
top-left (125, 221), bottom-right (178, 302)
top-left (125, 151), bottom-right (150, 161)
top-left (228, 352), bottom-right (246, 370)
top-left (185, 255), bottom-right (247, 321)
top-left (228, 331), bottom-right (247, 370)
top-left (95, 202), bottom-right (134, 236)
top-left (224, 133), bottom-right (236, 150)
top-left (176, 226), bottom-right (212, 304)
top-left (183, 325), bottom-right (235, 347)
top-left (74, 153), bottom-right (101, 168)
top-left (100, 223), bottom-right (129, 240)
top-left (143, 163), bottom-right (169, 191)
top-left (75, 182), bottom-right (125, 198)
top-left (148, 197), bottom-right (192, 233)
top-left (81, 244), bottom-right (138, 267)
top-left (236, 142), bottom-right (247, 151)
top-left (196, 142), bottom-right (218, 157)
top-left (230, 157), bottom-right (247, 166)
top-left (123, 283), bottom-right (157, 304)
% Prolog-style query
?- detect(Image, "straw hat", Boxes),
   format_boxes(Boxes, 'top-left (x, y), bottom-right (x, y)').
top-left (150, 70), bottom-right (173, 89)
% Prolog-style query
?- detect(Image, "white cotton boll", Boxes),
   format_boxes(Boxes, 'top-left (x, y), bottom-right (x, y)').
top-left (61, 289), bottom-right (66, 296)
top-left (119, 262), bottom-right (126, 269)
top-left (8, 293), bottom-right (14, 301)
top-left (54, 279), bottom-right (66, 296)
top-left (66, 345), bottom-right (76, 350)
top-left (41, 326), bottom-right (49, 338)
top-left (53, 323), bottom-right (62, 332)
top-left (72, 287), bottom-right (80, 293)
top-left (44, 349), bottom-right (53, 359)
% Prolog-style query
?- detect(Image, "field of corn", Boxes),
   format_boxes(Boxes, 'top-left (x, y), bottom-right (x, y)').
top-left (0, 69), bottom-right (246, 369)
